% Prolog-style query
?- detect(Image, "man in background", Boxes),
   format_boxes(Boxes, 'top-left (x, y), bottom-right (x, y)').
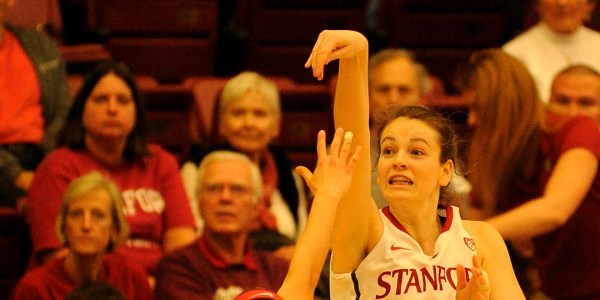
top-left (548, 64), bottom-right (600, 124)
top-left (155, 151), bottom-right (289, 300)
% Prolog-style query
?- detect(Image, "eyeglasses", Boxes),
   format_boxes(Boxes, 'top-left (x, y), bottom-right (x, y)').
top-left (202, 183), bottom-right (252, 198)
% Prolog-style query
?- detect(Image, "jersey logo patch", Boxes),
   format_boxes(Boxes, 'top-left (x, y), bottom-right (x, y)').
top-left (391, 245), bottom-right (410, 251)
top-left (464, 237), bottom-right (476, 251)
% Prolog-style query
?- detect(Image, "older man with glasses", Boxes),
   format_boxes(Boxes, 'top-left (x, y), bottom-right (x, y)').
top-left (155, 150), bottom-right (289, 300)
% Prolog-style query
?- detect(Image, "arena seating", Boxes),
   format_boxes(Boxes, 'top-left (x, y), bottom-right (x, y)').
top-left (86, 0), bottom-right (219, 83)
top-left (241, 0), bottom-right (368, 83)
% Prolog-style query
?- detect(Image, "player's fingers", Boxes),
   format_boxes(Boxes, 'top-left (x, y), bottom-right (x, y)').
top-left (294, 166), bottom-right (313, 187)
top-left (456, 263), bottom-right (467, 290)
top-left (316, 130), bottom-right (327, 159)
top-left (329, 127), bottom-right (344, 157)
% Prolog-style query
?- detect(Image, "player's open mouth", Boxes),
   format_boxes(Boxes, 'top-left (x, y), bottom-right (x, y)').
top-left (389, 175), bottom-right (413, 185)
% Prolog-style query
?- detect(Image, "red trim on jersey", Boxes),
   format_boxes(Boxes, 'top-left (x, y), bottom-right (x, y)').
top-left (382, 205), bottom-right (454, 234)
top-left (382, 206), bottom-right (408, 234)
top-left (440, 205), bottom-right (453, 233)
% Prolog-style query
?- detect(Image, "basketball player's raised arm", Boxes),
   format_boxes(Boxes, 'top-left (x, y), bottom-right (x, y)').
top-left (305, 30), bottom-right (377, 273)
top-left (279, 128), bottom-right (361, 299)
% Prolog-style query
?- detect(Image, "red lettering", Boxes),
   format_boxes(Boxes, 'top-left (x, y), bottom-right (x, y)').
top-left (376, 271), bottom-right (392, 299)
top-left (438, 266), bottom-right (447, 291)
top-left (393, 269), bottom-right (408, 296)
top-left (421, 266), bottom-right (438, 291)
top-left (404, 269), bottom-right (422, 293)
top-left (446, 267), bottom-right (457, 289)
top-left (375, 265), bottom-right (474, 296)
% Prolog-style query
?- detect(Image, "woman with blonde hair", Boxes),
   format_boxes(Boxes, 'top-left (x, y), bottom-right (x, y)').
top-left (13, 172), bottom-right (153, 299)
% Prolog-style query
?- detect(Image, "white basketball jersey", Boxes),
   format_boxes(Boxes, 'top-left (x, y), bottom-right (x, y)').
top-left (330, 205), bottom-right (477, 299)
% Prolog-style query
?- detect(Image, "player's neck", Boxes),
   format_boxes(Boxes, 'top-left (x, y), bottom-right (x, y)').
top-left (389, 204), bottom-right (442, 255)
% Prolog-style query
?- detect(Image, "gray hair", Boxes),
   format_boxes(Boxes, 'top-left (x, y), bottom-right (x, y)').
top-left (56, 172), bottom-right (129, 252)
top-left (368, 48), bottom-right (433, 95)
top-left (219, 71), bottom-right (281, 121)
top-left (196, 150), bottom-right (263, 204)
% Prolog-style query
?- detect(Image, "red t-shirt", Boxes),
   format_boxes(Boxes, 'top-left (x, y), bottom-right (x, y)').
top-left (534, 114), bottom-right (600, 298)
top-left (0, 31), bottom-right (43, 144)
top-left (11, 253), bottom-right (153, 300)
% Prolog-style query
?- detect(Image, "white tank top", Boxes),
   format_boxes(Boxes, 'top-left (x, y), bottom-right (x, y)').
top-left (330, 205), bottom-right (477, 299)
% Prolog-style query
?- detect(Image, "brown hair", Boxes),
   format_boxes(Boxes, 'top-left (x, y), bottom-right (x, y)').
top-left (58, 60), bottom-right (150, 162)
top-left (457, 49), bottom-right (545, 216)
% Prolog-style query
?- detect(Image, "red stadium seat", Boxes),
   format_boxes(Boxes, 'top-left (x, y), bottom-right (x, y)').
top-left (87, 0), bottom-right (219, 82)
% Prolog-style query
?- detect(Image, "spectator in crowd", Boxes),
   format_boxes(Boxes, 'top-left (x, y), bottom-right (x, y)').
top-left (27, 60), bottom-right (196, 277)
top-left (367, 48), bottom-right (432, 135)
top-left (156, 151), bottom-right (289, 300)
top-left (0, 0), bottom-right (70, 208)
top-left (459, 49), bottom-right (600, 299)
top-left (12, 172), bottom-right (153, 300)
top-left (548, 64), bottom-right (600, 124)
top-left (503, 0), bottom-right (600, 102)
top-left (182, 71), bottom-right (307, 260)
top-left (305, 30), bottom-right (523, 299)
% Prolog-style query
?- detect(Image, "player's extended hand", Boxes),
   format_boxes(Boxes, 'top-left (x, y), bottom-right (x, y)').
top-left (304, 30), bottom-right (368, 80)
top-left (295, 128), bottom-right (361, 202)
top-left (456, 255), bottom-right (491, 300)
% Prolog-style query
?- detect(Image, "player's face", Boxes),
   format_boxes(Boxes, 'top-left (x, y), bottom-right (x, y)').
top-left (198, 159), bottom-right (257, 236)
top-left (537, 0), bottom-right (595, 34)
top-left (82, 73), bottom-right (136, 143)
top-left (64, 189), bottom-right (116, 257)
top-left (220, 91), bottom-right (280, 157)
top-left (376, 117), bottom-right (453, 204)
top-left (369, 58), bottom-right (423, 120)
top-left (549, 72), bottom-right (600, 123)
